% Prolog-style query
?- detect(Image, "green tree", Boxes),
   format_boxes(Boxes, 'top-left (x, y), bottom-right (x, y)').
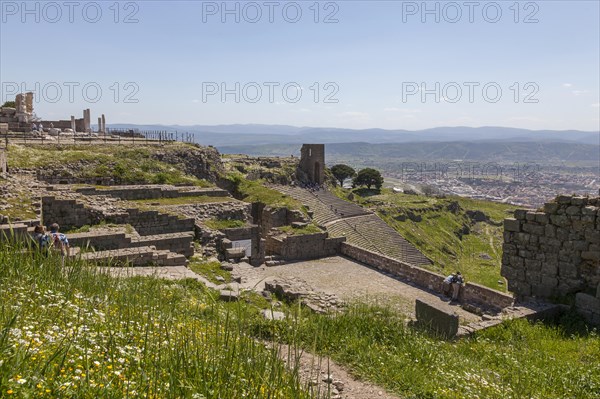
top-left (353, 168), bottom-right (384, 190)
top-left (330, 164), bottom-right (356, 187)
top-left (2, 101), bottom-right (16, 108)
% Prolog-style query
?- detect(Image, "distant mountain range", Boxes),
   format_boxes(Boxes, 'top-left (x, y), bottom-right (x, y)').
top-left (107, 124), bottom-right (600, 147)
top-left (217, 141), bottom-right (600, 164)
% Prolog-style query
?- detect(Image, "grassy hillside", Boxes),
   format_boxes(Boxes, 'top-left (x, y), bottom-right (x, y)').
top-left (333, 187), bottom-right (517, 290)
top-left (6, 143), bottom-right (216, 186)
top-left (2, 243), bottom-right (598, 399)
top-left (223, 172), bottom-right (302, 210)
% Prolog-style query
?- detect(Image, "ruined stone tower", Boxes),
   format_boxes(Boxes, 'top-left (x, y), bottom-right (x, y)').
top-left (298, 144), bottom-right (325, 184)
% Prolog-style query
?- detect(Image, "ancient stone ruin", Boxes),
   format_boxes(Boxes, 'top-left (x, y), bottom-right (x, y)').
top-left (297, 144), bottom-right (325, 184)
top-left (0, 92), bottom-right (34, 132)
top-left (0, 92), bottom-right (101, 134)
top-left (502, 194), bottom-right (600, 325)
top-left (2, 140), bottom-right (596, 332)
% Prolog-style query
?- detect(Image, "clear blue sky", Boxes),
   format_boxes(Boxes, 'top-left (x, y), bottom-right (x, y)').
top-left (1, 0), bottom-right (599, 131)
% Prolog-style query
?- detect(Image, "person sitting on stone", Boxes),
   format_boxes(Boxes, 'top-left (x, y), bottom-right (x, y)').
top-left (451, 271), bottom-right (464, 301)
top-left (443, 273), bottom-right (455, 297)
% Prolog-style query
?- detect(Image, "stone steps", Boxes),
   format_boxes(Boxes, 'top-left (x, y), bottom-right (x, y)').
top-left (68, 230), bottom-right (195, 257)
top-left (78, 246), bottom-right (188, 267)
top-left (155, 249), bottom-right (189, 266)
top-left (47, 229), bottom-right (195, 267)
top-left (131, 232), bottom-right (195, 257)
top-left (79, 246), bottom-right (157, 266)
top-left (328, 215), bottom-right (431, 265)
top-left (272, 186), bottom-right (431, 266)
top-left (274, 185), bottom-right (369, 226)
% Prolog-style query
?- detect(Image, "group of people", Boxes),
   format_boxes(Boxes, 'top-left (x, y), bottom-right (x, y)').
top-left (443, 271), bottom-right (465, 301)
top-left (31, 223), bottom-right (70, 257)
top-left (31, 123), bottom-right (44, 132)
top-left (301, 182), bottom-right (323, 191)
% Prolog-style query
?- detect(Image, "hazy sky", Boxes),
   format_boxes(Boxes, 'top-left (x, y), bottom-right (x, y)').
top-left (1, 0), bottom-right (599, 131)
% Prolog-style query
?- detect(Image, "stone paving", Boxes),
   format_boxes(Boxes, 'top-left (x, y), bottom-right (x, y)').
top-left (255, 256), bottom-right (481, 323)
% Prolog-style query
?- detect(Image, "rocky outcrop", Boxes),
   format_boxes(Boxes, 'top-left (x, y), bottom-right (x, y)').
top-left (151, 145), bottom-right (224, 182)
top-left (264, 277), bottom-right (344, 313)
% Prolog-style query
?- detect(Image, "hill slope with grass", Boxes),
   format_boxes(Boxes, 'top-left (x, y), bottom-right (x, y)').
top-left (332, 187), bottom-right (517, 290)
top-left (6, 143), bottom-right (223, 185)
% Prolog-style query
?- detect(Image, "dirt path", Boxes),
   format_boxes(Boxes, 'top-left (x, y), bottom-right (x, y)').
top-left (103, 265), bottom-right (405, 398)
top-left (274, 343), bottom-right (401, 399)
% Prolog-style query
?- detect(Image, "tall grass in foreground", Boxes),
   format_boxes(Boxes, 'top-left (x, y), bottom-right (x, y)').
top-left (0, 243), bottom-right (310, 398)
top-left (250, 302), bottom-right (600, 399)
top-left (2, 240), bottom-right (599, 399)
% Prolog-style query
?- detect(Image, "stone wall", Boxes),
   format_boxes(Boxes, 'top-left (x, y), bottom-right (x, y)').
top-left (501, 195), bottom-right (599, 299)
top-left (501, 195), bottom-right (600, 325)
top-left (252, 203), bottom-right (307, 236)
top-left (267, 232), bottom-right (345, 260)
top-left (75, 186), bottom-right (229, 200)
top-left (42, 197), bottom-right (194, 236)
top-left (177, 202), bottom-right (252, 224)
top-left (42, 197), bottom-right (106, 230)
top-left (40, 119), bottom-right (86, 132)
top-left (298, 144), bottom-right (325, 184)
top-left (38, 175), bottom-right (115, 186)
top-left (125, 208), bottom-right (195, 236)
top-left (0, 149), bottom-right (6, 175)
top-left (220, 226), bottom-right (262, 265)
top-left (68, 231), bottom-right (131, 250)
top-left (341, 243), bottom-right (514, 311)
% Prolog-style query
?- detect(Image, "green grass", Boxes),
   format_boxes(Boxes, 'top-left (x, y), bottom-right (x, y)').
top-left (188, 257), bottom-right (232, 284)
top-left (0, 189), bottom-right (37, 221)
top-left (249, 301), bottom-right (600, 399)
top-left (226, 172), bottom-right (301, 210)
top-left (6, 144), bottom-right (210, 186)
top-left (333, 187), bottom-right (516, 290)
top-left (203, 219), bottom-right (247, 230)
top-left (277, 224), bottom-right (323, 236)
top-left (65, 223), bottom-right (135, 235)
top-left (1, 242), bottom-right (598, 399)
top-left (0, 243), bottom-right (310, 399)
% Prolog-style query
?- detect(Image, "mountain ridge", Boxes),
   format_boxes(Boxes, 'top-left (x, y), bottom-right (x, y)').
top-left (106, 124), bottom-right (599, 146)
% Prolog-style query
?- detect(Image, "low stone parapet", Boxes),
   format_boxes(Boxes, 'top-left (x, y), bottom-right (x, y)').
top-left (341, 243), bottom-right (514, 311)
top-left (68, 231), bottom-right (131, 251)
top-left (0, 223), bottom-right (30, 241)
